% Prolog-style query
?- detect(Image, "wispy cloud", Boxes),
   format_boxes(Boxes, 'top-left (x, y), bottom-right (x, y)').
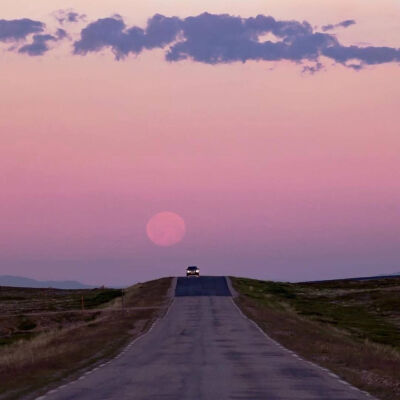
top-left (302, 62), bottom-right (324, 74)
top-left (54, 9), bottom-right (86, 25)
top-left (321, 19), bottom-right (356, 32)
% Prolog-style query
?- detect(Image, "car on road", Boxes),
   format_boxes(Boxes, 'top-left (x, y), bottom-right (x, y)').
top-left (186, 266), bottom-right (200, 277)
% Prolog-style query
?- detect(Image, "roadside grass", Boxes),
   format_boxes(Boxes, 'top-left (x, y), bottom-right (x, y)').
top-left (0, 286), bottom-right (124, 315)
top-left (231, 276), bottom-right (400, 400)
top-left (0, 277), bottom-right (172, 400)
top-left (82, 289), bottom-right (123, 309)
top-left (0, 286), bottom-right (123, 348)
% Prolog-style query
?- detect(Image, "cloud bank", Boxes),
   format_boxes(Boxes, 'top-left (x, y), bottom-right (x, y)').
top-left (72, 13), bottom-right (400, 70)
top-left (1, 13), bottom-right (400, 71)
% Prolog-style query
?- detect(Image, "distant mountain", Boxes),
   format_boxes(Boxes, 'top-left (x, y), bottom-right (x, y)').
top-left (0, 275), bottom-right (95, 289)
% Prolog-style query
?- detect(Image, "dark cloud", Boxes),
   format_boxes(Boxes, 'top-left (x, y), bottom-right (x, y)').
top-left (56, 28), bottom-right (68, 40)
top-left (72, 13), bottom-right (400, 70)
top-left (145, 14), bottom-right (181, 49)
top-left (165, 14), bottom-right (340, 63)
top-left (74, 13), bottom-right (338, 64)
top-left (3, 13), bottom-right (399, 70)
top-left (323, 45), bottom-right (400, 65)
top-left (0, 18), bottom-right (67, 56)
top-left (73, 14), bottom-right (181, 59)
top-left (73, 16), bottom-right (143, 58)
top-left (18, 29), bottom-right (67, 56)
top-left (0, 18), bottom-right (44, 41)
top-left (322, 19), bottom-right (356, 32)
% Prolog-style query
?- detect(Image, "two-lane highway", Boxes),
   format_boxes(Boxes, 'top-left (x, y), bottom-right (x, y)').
top-left (40, 277), bottom-right (372, 400)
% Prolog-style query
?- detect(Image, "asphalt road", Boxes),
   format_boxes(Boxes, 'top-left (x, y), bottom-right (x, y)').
top-left (40, 277), bottom-right (372, 400)
top-left (175, 276), bottom-right (231, 296)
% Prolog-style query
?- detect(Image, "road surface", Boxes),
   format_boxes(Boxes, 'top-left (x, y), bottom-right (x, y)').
top-left (175, 276), bottom-right (231, 296)
top-left (40, 276), bottom-right (372, 400)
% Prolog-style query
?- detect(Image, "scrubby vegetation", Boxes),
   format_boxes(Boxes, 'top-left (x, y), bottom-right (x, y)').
top-left (0, 278), bottom-right (172, 400)
top-left (0, 286), bottom-right (123, 315)
top-left (232, 276), bottom-right (400, 400)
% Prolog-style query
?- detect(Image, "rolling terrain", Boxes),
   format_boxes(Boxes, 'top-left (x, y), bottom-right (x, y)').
top-left (29, 277), bottom-right (372, 400)
top-left (0, 278), bottom-right (172, 399)
top-left (0, 275), bottom-right (398, 399)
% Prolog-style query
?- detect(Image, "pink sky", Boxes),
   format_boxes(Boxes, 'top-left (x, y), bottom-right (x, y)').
top-left (0, 1), bottom-right (399, 285)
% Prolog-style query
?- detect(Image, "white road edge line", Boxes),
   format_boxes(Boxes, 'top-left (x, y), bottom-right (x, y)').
top-left (230, 297), bottom-right (376, 399)
top-left (33, 294), bottom-right (176, 400)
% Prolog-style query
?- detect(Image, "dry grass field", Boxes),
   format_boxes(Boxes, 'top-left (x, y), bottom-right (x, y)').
top-left (231, 276), bottom-right (400, 400)
top-left (0, 278), bottom-right (172, 400)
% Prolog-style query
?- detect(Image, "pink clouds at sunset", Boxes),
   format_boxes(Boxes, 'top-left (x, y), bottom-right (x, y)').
top-left (0, 0), bottom-right (399, 285)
